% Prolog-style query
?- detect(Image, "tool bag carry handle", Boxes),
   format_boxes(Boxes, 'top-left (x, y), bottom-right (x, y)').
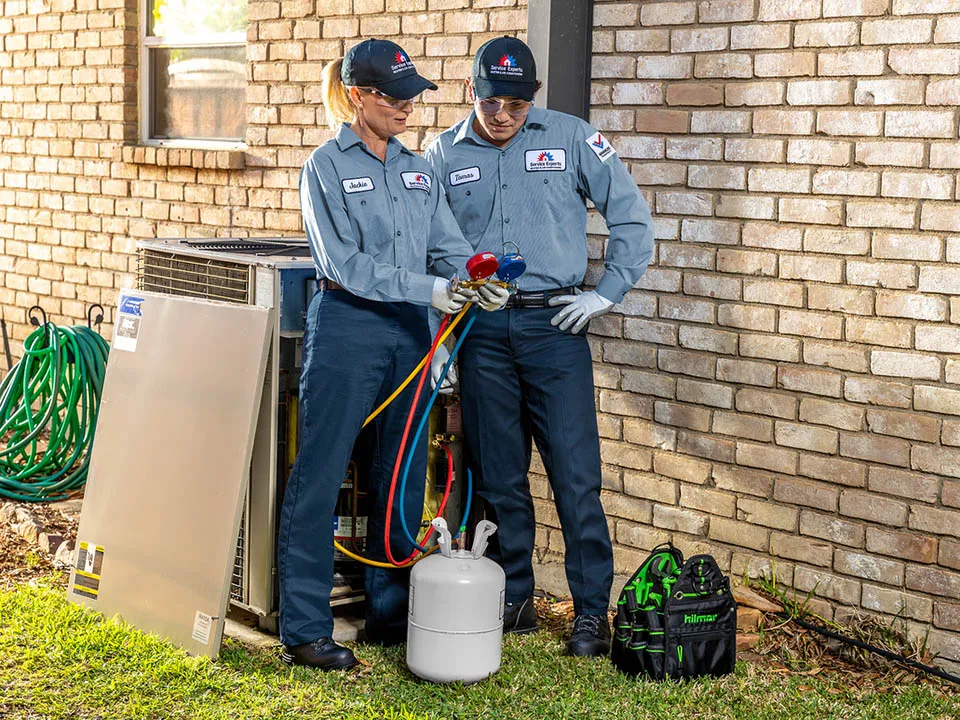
top-left (612, 547), bottom-right (737, 681)
top-left (611, 543), bottom-right (684, 679)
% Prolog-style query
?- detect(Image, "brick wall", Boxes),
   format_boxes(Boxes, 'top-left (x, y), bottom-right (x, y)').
top-left (1, 0), bottom-right (958, 670)
top-left (0, 0), bottom-right (526, 345)
top-left (532, 0), bottom-right (959, 671)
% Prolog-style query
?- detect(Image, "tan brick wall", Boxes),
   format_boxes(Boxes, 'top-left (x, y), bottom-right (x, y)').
top-left (1, 0), bottom-right (959, 669)
top-left (535, 0), bottom-right (959, 670)
top-left (0, 0), bottom-right (526, 343)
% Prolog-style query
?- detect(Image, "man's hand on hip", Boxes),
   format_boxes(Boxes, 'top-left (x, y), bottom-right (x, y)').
top-left (548, 289), bottom-right (614, 334)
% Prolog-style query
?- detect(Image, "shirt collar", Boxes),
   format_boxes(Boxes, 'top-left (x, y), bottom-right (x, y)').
top-left (335, 123), bottom-right (414, 160)
top-left (452, 107), bottom-right (549, 147)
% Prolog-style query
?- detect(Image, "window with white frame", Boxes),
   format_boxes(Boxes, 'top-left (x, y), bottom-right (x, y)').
top-left (142, 0), bottom-right (248, 145)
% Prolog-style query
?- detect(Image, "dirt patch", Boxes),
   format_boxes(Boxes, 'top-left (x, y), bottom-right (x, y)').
top-left (0, 500), bottom-right (78, 590)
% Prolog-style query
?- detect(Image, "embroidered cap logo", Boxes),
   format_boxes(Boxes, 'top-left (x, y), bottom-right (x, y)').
top-left (391, 50), bottom-right (414, 74)
top-left (489, 52), bottom-right (524, 77)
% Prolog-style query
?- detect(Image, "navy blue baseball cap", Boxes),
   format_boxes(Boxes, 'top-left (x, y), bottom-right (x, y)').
top-left (472, 36), bottom-right (537, 101)
top-left (341, 39), bottom-right (437, 100)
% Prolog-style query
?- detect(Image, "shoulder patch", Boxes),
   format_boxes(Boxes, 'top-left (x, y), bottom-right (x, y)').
top-left (586, 132), bottom-right (616, 162)
top-left (524, 149), bottom-right (566, 172)
top-left (449, 166), bottom-right (481, 186)
top-left (342, 176), bottom-right (374, 194)
top-left (401, 171), bottom-right (431, 193)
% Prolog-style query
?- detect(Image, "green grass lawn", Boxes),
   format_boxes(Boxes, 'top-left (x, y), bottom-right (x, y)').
top-left (1, 582), bottom-right (957, 720)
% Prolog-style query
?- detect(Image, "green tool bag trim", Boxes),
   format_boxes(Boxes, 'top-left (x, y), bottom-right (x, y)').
top-left (612, 545), bottom-right (737, 681)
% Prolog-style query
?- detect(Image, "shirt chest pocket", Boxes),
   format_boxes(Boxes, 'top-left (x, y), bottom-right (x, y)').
top-left (341, 179), bottom-right (391, 255)
top-left (447, 169), bottom-right (495, 240)
top-left (523, 164), bottom-right (579, 218)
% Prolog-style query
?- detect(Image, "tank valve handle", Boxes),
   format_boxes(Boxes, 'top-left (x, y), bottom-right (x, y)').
top-left (470, 520), bottom-right (497, 559)
top-left (431, 517), bottom-right (454, 558)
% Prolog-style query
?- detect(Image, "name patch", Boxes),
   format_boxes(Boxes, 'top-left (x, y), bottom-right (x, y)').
top-left (586, 132), bottom-right (616, 162)
top-left (401, 171), bottom-right (432, 193)
top-left (449, 166), bottom-right (481, 186)
top-left (524, 149), bottom-right (566, 172)
top-left (342, 177), bottom-right (374, 194)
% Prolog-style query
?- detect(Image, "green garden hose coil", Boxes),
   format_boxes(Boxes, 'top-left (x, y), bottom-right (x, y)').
top-left (0, 317), bottom-right (109, 502)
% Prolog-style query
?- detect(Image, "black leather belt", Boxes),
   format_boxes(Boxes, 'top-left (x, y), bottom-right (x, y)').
top-left (505, 287), bottom-right (577, 309)
top-left (317, 278), bottom-right (345, 292)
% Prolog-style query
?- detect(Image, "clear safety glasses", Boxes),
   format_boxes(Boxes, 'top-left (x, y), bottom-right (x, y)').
top-left (475, 97), bottom-right (532, 117)
top-left (358, 87), bottom-right (417, 110)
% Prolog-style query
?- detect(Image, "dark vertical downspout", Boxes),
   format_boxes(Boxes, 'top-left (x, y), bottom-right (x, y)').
top-left (526, 0), bottom-right (595, 121)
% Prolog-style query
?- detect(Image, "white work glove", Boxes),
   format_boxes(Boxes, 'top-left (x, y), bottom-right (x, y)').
top-left (430, 344), bottom-right (456, 395)
top-left (548, 289), bottom-right (614, 334)
top-left (477, 283), bottom-right (510, 312)
top-left (431, 277), bottom-right (476, 315)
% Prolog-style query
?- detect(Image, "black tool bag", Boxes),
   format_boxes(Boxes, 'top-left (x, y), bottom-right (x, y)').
top-left (612, 544), bottom-right (737, 681)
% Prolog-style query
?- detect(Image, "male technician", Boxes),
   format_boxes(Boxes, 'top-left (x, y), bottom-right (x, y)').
top-left (424, 37), bottom-right (655, 657)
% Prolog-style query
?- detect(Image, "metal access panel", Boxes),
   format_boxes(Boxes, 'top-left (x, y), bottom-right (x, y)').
top-left (67, 288), bottom-right (271, 658)
top-left (136, 237), bottom-right (318, 625)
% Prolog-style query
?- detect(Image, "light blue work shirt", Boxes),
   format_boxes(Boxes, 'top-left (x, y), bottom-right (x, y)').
top-left (300, 123), bottom-right (473, 305)
top-left (424, 107), bottom-right (654, 303)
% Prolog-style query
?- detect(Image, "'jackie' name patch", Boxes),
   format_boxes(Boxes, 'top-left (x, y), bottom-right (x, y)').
top-left (401, 171), bottom-right (431, 193)
top-left (524, 149), bottom-right (566, 172)
top-left (449, 166), bottom-right (481, 186)
top-left (342, 177), bottom-right (374, 194)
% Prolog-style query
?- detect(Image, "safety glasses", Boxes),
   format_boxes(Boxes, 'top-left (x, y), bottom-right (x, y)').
top-left (475, 97), bottom-right (531, 117)
top-left (358, 87), bottom-right (417, 109)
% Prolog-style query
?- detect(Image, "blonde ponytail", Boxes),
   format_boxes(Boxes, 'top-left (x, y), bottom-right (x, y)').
top-left (321, 59), bottom-right (356, 129)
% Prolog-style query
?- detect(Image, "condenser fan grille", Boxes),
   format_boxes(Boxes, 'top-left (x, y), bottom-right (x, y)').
top-left (137, 250), bottom-right (250, 304)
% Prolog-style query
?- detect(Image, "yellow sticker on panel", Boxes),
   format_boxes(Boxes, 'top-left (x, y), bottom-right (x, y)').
top-left (72, 541), bottom-right (104, 599)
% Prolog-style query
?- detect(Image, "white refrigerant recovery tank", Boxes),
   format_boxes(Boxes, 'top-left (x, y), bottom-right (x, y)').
top-left (406, 518), bottom-right (506, 684)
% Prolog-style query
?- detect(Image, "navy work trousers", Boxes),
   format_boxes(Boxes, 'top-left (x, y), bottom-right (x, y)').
top-left (457, 307), bottom-right (613, 616)
top-left (277, 290), bottom-right (430, 646)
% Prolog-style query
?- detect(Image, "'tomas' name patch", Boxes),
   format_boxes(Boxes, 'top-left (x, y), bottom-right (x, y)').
top-left (449, 166), bottom-right (481, 186)
top-left (342, 176), bottom-right (374, 194)
top-left (524, 149), bottom-right (566, 172)
top-left (401, 171), bottom-right (431, 193)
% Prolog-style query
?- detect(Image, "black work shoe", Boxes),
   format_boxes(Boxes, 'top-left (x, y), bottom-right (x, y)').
top-left (281, 637), bottom-right (357, 670)
top-left (503, 596), bottom-right (538, 634)
top-left (567, 614), bottom-right (611, 657)
top-left (359, 624), bottom-right (407, 648)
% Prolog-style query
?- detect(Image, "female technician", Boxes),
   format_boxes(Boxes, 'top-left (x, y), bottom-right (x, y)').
top-left (277, 39), bottom-right (503, 671)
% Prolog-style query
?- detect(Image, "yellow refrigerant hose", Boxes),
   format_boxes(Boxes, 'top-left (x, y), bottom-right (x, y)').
top-left (286, 305), bottom-right (470, 568)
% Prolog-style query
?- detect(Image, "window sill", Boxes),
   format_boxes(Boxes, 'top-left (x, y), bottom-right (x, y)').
top-left (117, 144), bottom-right (245, 170)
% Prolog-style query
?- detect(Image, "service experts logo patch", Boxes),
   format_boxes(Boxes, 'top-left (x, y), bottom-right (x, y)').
top-left (401, 171), bottom-right (431, 193)
top-left (524, 148), bottom-right (566, 172)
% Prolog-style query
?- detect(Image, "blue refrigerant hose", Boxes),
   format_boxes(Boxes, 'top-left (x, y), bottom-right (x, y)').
top-left (398, 309), bottom-right (479, 553)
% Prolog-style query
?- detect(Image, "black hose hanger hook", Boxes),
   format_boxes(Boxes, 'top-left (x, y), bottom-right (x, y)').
top-left (27, 306), bottom-right (47, 328)
top-left (87, 303), bottom-right (104, 332)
